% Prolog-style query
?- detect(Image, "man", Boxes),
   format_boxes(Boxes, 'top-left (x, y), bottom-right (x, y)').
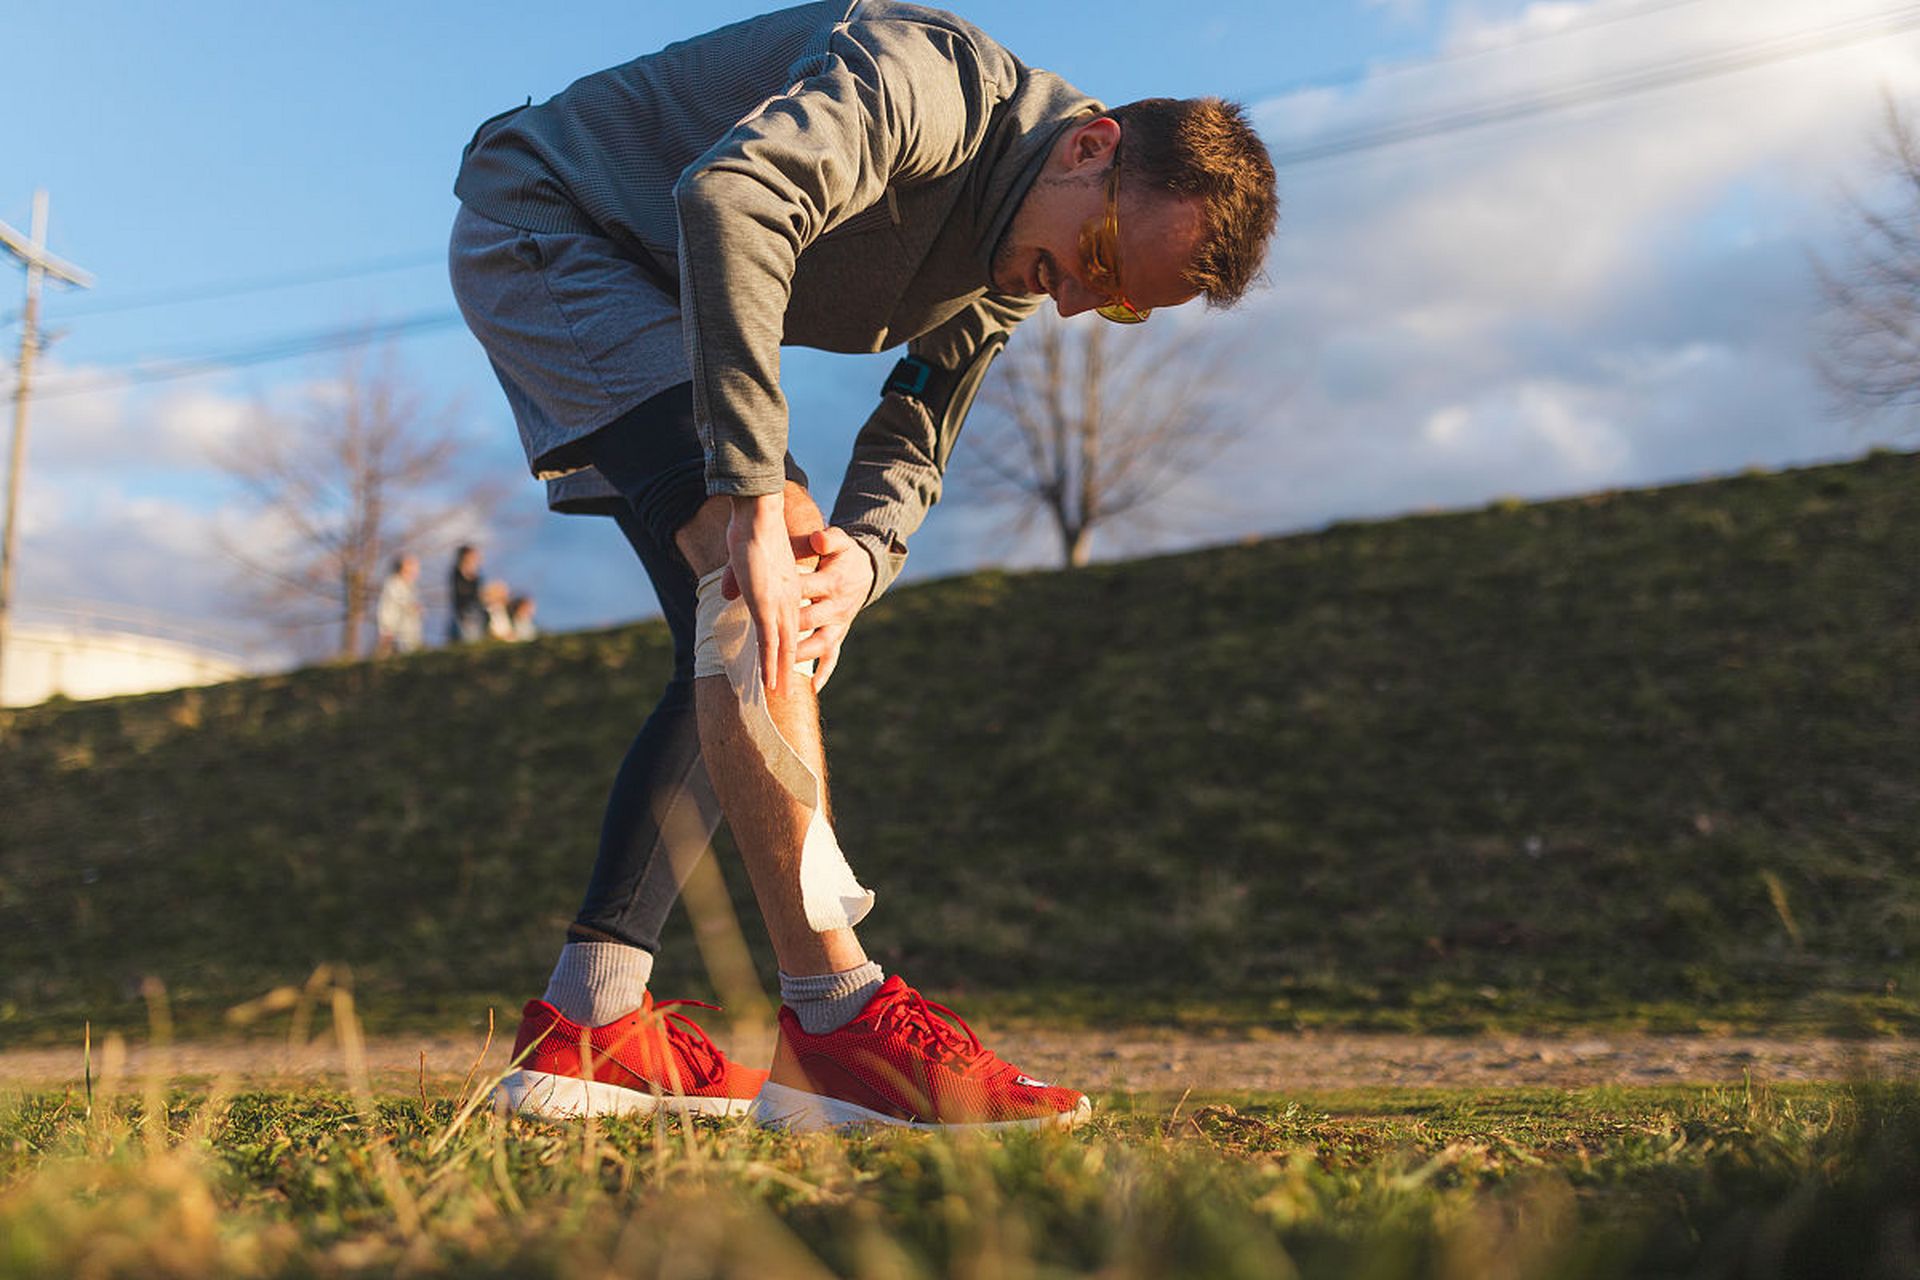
top-left (374, 553), bottom-right (423, 656)
top-left (447, 544), bottom-right (487, 644)
top-left (449, 0), bottom-right (1276, 1131)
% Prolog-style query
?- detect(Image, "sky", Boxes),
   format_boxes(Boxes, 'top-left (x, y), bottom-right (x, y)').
top-left (6, 0), bottom-right (1918, 667)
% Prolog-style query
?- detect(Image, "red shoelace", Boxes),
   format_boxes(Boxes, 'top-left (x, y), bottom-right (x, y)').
top-left (651, 998), bottom-right (727, 1083)
top-left (870, 985), bottom-right (1002, 1074)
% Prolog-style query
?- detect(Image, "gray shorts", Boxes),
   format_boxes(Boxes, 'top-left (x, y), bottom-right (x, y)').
top-left (448, 204), bottom-right (690, 493)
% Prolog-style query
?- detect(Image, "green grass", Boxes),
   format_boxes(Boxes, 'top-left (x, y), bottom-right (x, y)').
top-left (2, 449), bottom-right (1918, 1042)
top-left (4, 1076), bottom-right (1917, 1278)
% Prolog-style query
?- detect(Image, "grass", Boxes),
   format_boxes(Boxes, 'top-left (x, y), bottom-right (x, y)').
top-left (2, 449), bottom-right (1918, 1042)
top-left (4, 1065), bottom-right (1917, 1278)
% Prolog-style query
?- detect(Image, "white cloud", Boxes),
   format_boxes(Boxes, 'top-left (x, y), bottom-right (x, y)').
top-left (26, 362), bottom-right (255, 475)
top-left (7, 370), bottom-right (269, 652)
top-left (12, 478), bottom-right (271, 658)
top-left (1202, 0), bottom-right (1920, 547)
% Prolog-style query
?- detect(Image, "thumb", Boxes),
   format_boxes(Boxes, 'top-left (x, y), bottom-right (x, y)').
top-left (721, 566), bottom-right (740, 600)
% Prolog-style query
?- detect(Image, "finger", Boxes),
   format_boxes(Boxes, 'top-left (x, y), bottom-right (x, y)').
top-left (764, 632), bottom-right (778, 695)
top-left (799, 598), bottom-right (846, 633)
top-left (800, 621), bottom-right (844, 682)
top-left (767, 605), bottom-right (781, 697)
top-left (745, 581), bottom-right (780, 696)
top-left (722, 566), bottom-right (739, 600)
top-left (813, 640), bottom-right (842, 693)
top-left (809, 527), bottom-right (853, 556)
top-left (805, 557), bottom-right (861, 604)
top-left (758, 582), bottom-right (788, 697)
top-left (776, 601), bottom-right (798, 698)
top-left (753, 602), bottom-right (779, 695)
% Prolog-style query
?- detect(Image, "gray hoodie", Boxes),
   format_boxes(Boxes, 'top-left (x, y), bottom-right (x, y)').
top-left (453, 1), bottom-right (1095, 599)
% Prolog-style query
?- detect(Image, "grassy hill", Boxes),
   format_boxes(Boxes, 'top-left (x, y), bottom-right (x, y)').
top-left (3, 450), bottom-right (1917, 1045)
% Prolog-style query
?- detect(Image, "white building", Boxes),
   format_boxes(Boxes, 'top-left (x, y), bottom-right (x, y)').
top-left (1, 604), bottom-right (251, 707)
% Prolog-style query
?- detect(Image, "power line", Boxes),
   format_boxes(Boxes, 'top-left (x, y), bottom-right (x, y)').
top-left (1240, 0), bottom-right (1712, 102)
top-left (1269, 3), bottom-right (1920, 168)
top-left (15, 310), bottom-right (464, 402)
top-left (11, 249), bottom-right (444, 325)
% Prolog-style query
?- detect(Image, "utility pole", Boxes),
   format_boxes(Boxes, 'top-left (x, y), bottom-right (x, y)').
top-left (0, 191), bottom-right (93, 704)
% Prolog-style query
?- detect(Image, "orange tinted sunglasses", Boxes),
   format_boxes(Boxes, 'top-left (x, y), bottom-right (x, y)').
top-left (1080, 151), bottom-right (1150, 324)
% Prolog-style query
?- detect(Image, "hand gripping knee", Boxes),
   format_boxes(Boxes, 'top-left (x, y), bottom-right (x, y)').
top-left (694, 567), bottom-right (874, 932)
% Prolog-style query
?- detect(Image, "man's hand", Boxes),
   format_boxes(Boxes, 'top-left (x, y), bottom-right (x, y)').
top-left (724, 493), bottom-right (800, 697)
top-left (794, 527), bottom-right (873, 692)
top-left (722, 524), bottom-right (875, 694)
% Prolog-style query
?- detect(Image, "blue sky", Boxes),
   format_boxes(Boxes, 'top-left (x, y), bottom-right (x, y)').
top-left (7, 0), bottom-right (1917, 662)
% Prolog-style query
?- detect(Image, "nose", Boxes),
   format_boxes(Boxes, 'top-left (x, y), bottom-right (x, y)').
top-left (1053, 275), bottom-right (1097, 319)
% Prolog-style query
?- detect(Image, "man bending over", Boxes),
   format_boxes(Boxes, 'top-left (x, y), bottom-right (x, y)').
top-left (449, 0), bottom-right (1277, 1131)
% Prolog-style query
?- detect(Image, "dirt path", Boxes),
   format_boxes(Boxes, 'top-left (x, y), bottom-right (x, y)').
top-left (3, 1027), bottom-right (1913, 1094)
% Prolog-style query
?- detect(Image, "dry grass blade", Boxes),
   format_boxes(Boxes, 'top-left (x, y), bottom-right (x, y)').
top-left (140, 977), bottom-right (172, 1154)
top-left (457, 1006), bottom-right (495, 1106)
top-left (429, 1021), bottom-right (550, 1159)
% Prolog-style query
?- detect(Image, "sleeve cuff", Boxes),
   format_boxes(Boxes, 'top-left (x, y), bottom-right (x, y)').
top-left (704, 469), bottom-right (792, 498)
top-left (841, 525), bottom-right (908, 605)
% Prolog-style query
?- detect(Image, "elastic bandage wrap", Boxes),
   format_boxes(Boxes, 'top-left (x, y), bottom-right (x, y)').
top-left (693, 567), bottom-right (873, 932)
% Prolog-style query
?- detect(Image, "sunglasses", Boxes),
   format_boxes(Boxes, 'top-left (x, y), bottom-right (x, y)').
top-left (1079, 150), bottom-right (1151, 324)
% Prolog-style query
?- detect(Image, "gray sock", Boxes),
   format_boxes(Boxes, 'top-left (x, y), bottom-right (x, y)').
top-left (780, 962), bottom-right (885, 1035)
top-left (542, 941), bottom-right (655, 1026)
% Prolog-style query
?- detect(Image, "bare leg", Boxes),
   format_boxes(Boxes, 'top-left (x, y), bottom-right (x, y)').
top-left (676, 482), bottom-right (868, 977)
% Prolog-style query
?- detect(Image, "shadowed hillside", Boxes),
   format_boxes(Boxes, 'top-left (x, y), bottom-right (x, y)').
top-left (3, 450), bottom-right (1916, 1044)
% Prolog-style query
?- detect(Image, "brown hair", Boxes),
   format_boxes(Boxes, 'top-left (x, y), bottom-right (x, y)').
top-left (1107, 97), bottom-right (1278, 308)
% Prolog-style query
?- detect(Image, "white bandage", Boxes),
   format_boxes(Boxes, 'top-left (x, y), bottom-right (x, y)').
top-left (693, 568), bottom-right (873, 932)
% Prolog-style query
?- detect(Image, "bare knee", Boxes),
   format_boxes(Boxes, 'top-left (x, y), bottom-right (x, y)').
top-left (782, 483), bottom-right (823, 570)
top-left (675, 481), bottom-right (818, 576)
top-left (674, 497), bottom-right (733, 576)
top-left (782, 482), bottom-right (823, 536)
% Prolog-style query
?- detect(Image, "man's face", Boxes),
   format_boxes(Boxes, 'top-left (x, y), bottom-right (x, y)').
top-left (993, 117), bottom-right (1206, 320)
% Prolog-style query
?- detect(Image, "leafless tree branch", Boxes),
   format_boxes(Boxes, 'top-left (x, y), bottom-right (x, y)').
top-left (955, 312), bottom-right (1248, 566)
top-left (210, 336), bottom-right (506, 658)
top-left (1815, 92), bottom-right (1920, 431)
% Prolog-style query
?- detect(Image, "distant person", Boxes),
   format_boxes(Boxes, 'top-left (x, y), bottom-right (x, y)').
top-left (482, 580), bottom-right (514, 641)
top-left (448, 544), bottom-right (486, 644)
top-left (508, 594), bottom-right (539, 642)
top-left (374, 553), bottom-right (424, 656)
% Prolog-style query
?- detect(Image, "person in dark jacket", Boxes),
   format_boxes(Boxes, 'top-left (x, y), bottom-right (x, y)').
top-left (447, 544), bottom-right (486, 645)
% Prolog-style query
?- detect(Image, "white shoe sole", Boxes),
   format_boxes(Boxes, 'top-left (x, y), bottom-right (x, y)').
top-left (750, 1080), bottom-right (1093, 1133)
top-left (495, 1069), bottom-right (754, 1120)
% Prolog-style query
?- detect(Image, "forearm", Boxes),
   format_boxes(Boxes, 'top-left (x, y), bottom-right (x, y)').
top-left (675, 176), bottom-right (801, 498)
top-left (829, 298), bottom-right (1033, 602)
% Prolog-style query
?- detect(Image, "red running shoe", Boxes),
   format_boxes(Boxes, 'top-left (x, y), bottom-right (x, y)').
top-left (750, 976), bottom-right (1091, 1131)
top-left (496, 994), bottom-right (766, 1119)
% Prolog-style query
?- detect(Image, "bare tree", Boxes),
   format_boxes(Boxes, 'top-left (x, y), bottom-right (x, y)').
top-left (214, 338), bottom-right (503, 658)
top-left (1816, 95), bottom-right (1920, 431)
top-left (956, 311), bottom-right (1243, 567)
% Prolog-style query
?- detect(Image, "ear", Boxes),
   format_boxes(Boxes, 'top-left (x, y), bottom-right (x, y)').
top-left (1065, 115), bottom-right (1121, 173)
